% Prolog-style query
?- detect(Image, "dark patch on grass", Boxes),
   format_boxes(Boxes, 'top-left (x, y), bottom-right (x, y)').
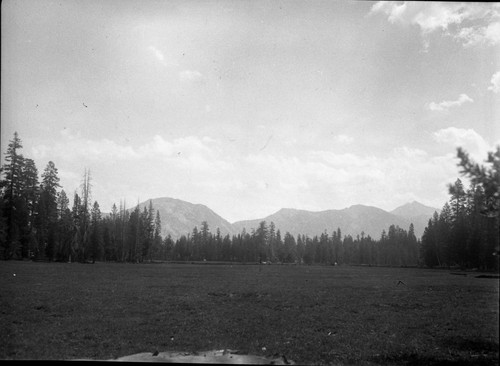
top-left (441, 336), bottom-right (499, 353)
top-left (370, 352), bottom-right (497, 366)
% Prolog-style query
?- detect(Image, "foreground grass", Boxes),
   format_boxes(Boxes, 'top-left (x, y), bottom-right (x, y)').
top-left (0, 262), bottom-right (498, 365)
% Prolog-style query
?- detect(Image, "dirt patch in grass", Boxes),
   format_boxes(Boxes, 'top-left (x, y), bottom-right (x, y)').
top-left (0, 262), bottom-right (498, 364)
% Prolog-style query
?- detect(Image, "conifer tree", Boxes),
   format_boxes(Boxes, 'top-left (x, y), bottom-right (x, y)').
top-left (79, 169), bottom-right (92, 262)
top-left (1, 132), bottom-right (25, 258)
top-left (90, 201), bottom-right (102, 263)
top-left (152, 210), bottom-right (162, 260)
top-left (455, 146), bottom-right (499, 270)
top-left (36, 161), bottom-right (61, 260)
top-left (56, 190), bottom-right (73, 261)
top-left (255, 221), bottom-right (268, 262)
top-left (283, 232), bottom-right (297, 263)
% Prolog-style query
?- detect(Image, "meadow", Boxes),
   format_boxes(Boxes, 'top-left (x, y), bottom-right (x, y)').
top-left (0, 261), bottom-right (498, 365)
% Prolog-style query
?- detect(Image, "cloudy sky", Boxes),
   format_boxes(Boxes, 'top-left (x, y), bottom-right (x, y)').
top-left (2, 1), bottom-right (499, 222)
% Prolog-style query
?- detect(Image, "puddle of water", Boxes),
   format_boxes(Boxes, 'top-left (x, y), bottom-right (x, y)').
top-left (110, 349), bottom-right (294, 364)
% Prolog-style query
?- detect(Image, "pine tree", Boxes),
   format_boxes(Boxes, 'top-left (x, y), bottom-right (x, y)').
top-left (438, 204), bottom-right (452, 266)
top-left (71, 192), bottom-right (82, 262)
top-left (37, 161), bottom-right (61, 260)
top-left (22, 159), bottom-right (39, 228)
top-left (79, 169), bottom-right (92, 262)
top-left (408, 223), bottom-right (418, 265)
top-left (90, 201), bottom-right (102, 263)
top-left (268, 221), bottom-right (276, 261)
top-left (456, 147), bottom-right (499, 216)
top-left (109, 203), bottom-right (119, 260)
top-left (127, 206), bottom-right (140, 262)
top-left (275, 229), bottom-right (284, 262)
top-left (163, 234), bottom-right (174, 261)
top-left (0, 191), bottom-right (7, 254)
top-left (215, 227), bottom-right (222, 261)
top-left (152, 210), bottom-right (162, 260)
top-left (1, 132), bottom-right (25, 258)
top-left (296, 234), bottom-right (305, 264)
top-left (283, 232), bottom-right (297, 263)
top-left (455, 146), bottom-right (499, 270)
top-left (200, 221), bottom-right (210, 260)
top-left (255, 221), bottom-right (268, 262)
top-left (56, 190), bottom-right (73, 261)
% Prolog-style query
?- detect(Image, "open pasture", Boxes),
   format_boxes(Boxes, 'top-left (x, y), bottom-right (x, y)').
top-left (0, 261), bottom-right (498, 365)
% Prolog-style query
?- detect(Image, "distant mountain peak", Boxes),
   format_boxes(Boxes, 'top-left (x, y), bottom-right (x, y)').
top-left (132, 197), bottom-right (233, 240)
top-left (131, 197), bottom-right (437, 241)
top-left (277, 207), bottom-right (299, 213)
top-left (390, 201), bottom-right (438, 219)
top-left (276, 207), bottom-right (307, 215)
top-left (343, 204), bottom-right (386, 213)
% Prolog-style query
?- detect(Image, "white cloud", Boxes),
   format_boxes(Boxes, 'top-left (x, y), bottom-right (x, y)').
top-left (31, 145), bottom-right (49, 160)
top-left (179, 70), bottom-right (203, 82)
top-left (142, 135), bottom-right (214, 158)
top-left (428, 93), bottom-right (473, 112)
top-left (393, 146), bottom-right (428, 159)
top-left (35, 132), bottom-right (140, 163)
top-left (332, 134), bottom-right (354, 145)
top-left (455, 21), bottom-right (500, 47)
top-left (485, 21), bottom-right (500, 43)
top-left (147, 46), bottom-right (179, 67)
top-left (371, 2), bottom-right (468, 32)
top-left (148, 46), bottom-right (165, 62)
top-left (432, 127), bottom-right (491, 161)
top-left (235, 146), bottom-right (456, 218)
top-left (488, 71), bottom-right (500, 93)
top-left (370, 2), bottom-right (500, 47)
top-left (32, 131), bottom-right (218, 166)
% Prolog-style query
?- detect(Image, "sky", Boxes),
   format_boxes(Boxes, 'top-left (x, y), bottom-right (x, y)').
top-left (1, 0), bottom-right (499, 223)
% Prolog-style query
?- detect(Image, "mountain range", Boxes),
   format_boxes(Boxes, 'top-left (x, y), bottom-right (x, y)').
top-left (131, 197), bottom-right (439, 241)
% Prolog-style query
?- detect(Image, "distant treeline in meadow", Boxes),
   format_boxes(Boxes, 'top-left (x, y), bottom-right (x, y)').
top-left (1, 132), bottom-right (498, 270)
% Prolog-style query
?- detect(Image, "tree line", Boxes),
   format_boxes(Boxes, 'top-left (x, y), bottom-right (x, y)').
top-left (163, 220), bottom-right (419, 267)
top-left (1, 132), bottom-right (498, 270)
top-left (0, 132), bottom-right (164, 262)
top-left (420, 148), bottom-right (499, 271)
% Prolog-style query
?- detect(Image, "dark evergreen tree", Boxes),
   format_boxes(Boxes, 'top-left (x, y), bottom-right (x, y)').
top-left (162, 234), bottom-right (174, 261)
top-left (455, 146), bottom-right (499, 270)
top-left (282, 232), bottom-right (296, 263)
top-left (1, 132), bottom-right (26, 258)
top-left (56, 190), bottom-right (73, 261)
top-left (20, 158), bottom-right (39, 258)
top-left (200, 221), bottom-right (210, 260)
top-left (75, 169), bottom-right (92, 262)
top-left (407, 223), bottom-right (418, 265)
top-left (152, 210), bottom-right (162, 260)
top-left (255, 221), bottom-right (268, 262)
top-left (37, 161), bottom-right (61, 260)
top-left (127, 205), bottom-right (140, 262)
top-left (90, 201), bottom-right (102, 263)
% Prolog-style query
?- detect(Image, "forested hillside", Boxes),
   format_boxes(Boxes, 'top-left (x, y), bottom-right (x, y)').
top-left (232, 204), bottom-right (431, 240)
top-left (129, 197), bottom-right (234, 240)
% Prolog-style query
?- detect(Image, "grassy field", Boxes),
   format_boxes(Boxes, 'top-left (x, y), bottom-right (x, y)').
top-left (0, 261), bottom-right (498, 365)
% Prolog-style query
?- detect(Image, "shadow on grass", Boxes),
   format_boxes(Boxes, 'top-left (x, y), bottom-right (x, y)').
top-left (371, 337), bottom-right (499, 365)
top-left (441, 337), bottom-right (499, 353)
top-left (370, 353), bottom-right (497, 366)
